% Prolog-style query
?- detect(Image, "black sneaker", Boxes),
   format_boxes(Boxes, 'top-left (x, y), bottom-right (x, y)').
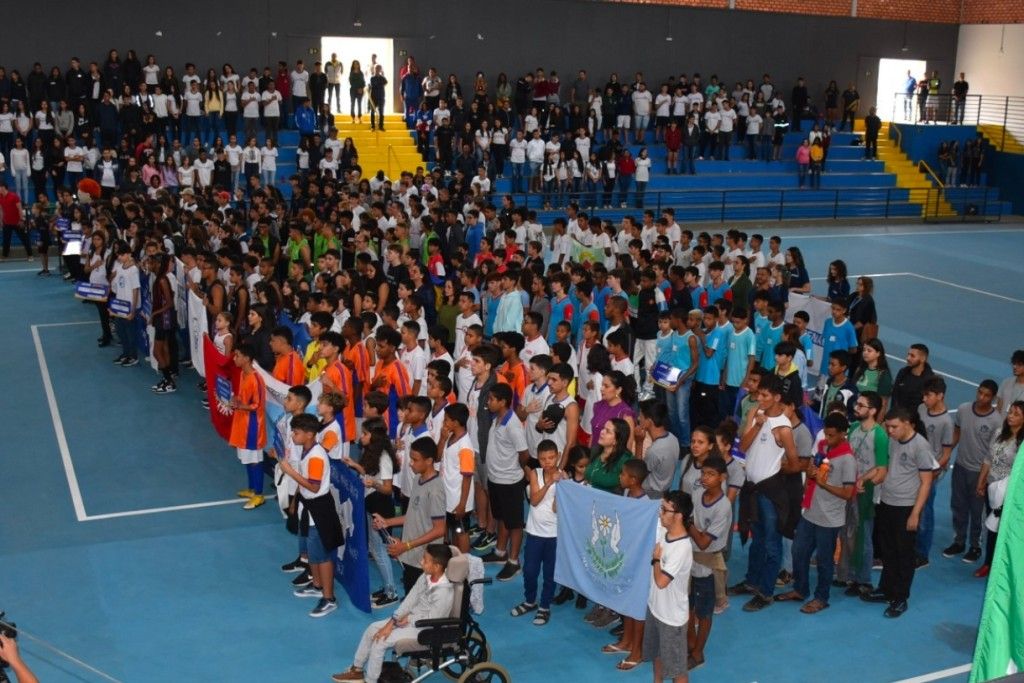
top-left (121, 357), bottom-right (140, 367)
top-left (472, 532), bottom-right (497, 552)
top-left (942, 542), bottom-right (966, 558)
top-left (371, 587), bottom-right (387, 600)
top-left (914, 556), bottom-right (930, 570)
top-left (496, 561), bottom-right (521, 581)
top-left (884, 600), bottom-right (909, 618)
top-left (479, 551), bottom-right (507, 564)
top-left (292, 568), bottom-right (313, 587)
top-left (155, 382), bottom-right (176, 394)
top-left (963, 547), bottom-right (982, 563)
top-left (372, 593), bottom-right (399, 610)
top-left (113, 355), bottom-right (128, 364)
top-left (281, 557), bottom-right (307, 573)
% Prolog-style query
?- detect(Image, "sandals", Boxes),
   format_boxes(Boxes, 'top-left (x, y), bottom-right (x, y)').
top-left (616, 660), bottom-right (642, 671)
top-left (602, 643), bottom-right (628, 654)
top-left (800, 598), bottom-right (830, 614)
top-left (532, 608), bottom-right (550, 626)
top-left (774, 590), bottom-right (805, 602)
top-left (510, 601), bottom-right (537, 617)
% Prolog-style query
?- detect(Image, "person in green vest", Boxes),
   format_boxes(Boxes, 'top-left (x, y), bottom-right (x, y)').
top-left (313, 220), bottom-right (340, 263)
top-left (285, 223), bottom-right (311, 274)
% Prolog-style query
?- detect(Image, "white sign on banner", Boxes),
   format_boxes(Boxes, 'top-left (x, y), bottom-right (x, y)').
top-left (785, 292), bottom-right (832, 376)
top-left (187, 289), bottom-right (208, 378)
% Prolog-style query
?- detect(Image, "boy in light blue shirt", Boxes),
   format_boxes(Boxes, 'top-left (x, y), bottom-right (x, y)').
top-left (821, 298), bottom-right (858, 367)
top-left (755, 300), bottom-right (785, 371)
top-left (724, 307), bottom-right (757, 416)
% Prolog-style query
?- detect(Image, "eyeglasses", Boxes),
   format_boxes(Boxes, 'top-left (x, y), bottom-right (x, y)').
top-left (660, 507), bottom-right (679, 515)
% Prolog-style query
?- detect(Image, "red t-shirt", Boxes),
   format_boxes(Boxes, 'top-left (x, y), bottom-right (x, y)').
top-left (0, 192), bottom-right (21, 227)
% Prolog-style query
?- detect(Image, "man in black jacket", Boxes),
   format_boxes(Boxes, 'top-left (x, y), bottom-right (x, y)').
top-left (864, 107), bottom-right (882, 160)
top-left (891, 343), bottom-right (935, 413)
top-left (791, 77), bottom-right (809, 132)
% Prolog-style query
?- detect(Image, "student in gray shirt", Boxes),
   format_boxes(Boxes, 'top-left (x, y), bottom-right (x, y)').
top-left (915, 377), bottom-right (953, 563)
top-left (943, 380), bottom-right (1001, 561)
top-left (776, 414), bottom-right (856, 612)
top-left (639, 401), bottom-right (679, 499)
top-left (864, 408), bottom-right (934, 618)
top-left (374, 436), bottom-right (447, 594)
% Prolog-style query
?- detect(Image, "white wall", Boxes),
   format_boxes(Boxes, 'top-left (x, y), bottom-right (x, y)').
top-left (955, 24), bottom-right (1024, 97)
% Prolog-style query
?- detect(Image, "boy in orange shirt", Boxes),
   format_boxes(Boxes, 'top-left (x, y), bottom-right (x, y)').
top-left (231, 342), bottom-right (268, 509)
top-left (494, 331), bottom-right (528, 407)
top-left (318, 331), bottom-right (356, 457)
top-left (370, 326), bottom-right (412, 438)
top-left (271, 326), bottom-right (306, 385)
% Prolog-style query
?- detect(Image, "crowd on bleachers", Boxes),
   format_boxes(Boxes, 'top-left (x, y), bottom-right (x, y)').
top-left (0, 48), bottom-right (1020, 683)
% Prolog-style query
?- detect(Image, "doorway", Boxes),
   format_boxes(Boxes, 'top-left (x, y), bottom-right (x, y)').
top-left (320, 36), bottom-right (395, 117)
top-left (876, 58), bottom-right (927, 122)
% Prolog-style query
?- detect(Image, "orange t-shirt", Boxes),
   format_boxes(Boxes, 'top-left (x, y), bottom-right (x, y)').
top-left (229, 369), bottom-right (266, 449)
top-left (498, 360), bottom-right (528, 407)
top-left (322, 359), bottom-right (356, 442)
top-left (374, 358), bottom-right (412, 438)
top-left (272, 350), bottom-right (305, 386)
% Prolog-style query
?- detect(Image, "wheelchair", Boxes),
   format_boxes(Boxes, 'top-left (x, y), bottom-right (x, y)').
top-left (381, 548), bottom-right (511, 683)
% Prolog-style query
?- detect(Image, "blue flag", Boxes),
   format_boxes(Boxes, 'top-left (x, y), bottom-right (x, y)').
top-left (554, 481), bottom-right (660, 620)
top-left (331, 462), bottom-right (372, 613)
top-left (277, 310), bottom-right (312, 356)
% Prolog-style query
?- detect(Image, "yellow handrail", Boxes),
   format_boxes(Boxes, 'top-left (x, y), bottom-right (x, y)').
top-left (387, 144), bottom-right (403, 179)
top-left (918, 160), bottom-right (945, 188)
top-left (890, 121), bottom-right (902, 148)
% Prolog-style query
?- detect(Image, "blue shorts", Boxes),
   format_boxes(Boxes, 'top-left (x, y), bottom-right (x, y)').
top-left (306, 526), bottom-right (332, 564)
top-left (690, 574), bottom-right (715, 619)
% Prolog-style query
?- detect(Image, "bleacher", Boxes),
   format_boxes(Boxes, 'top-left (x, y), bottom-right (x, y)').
top-left (269, 120), bottom-right (1009, 222)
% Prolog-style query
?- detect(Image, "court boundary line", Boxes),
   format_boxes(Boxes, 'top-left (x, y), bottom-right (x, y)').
top-left (891, 663), bottom-right (972, 683)
top-left (32, 322), bottom-right (245, 522)
top-left (811, 272), bottom-right (1020, 303)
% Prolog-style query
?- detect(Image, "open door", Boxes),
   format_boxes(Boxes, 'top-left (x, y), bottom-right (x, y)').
top-left (877, 58), bottom-right (927, 122)
top-left (320, 36), bottom-right (395, 115)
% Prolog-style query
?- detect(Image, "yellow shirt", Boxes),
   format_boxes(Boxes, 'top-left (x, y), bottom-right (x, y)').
top-left (304, 340), bottom-right (327, 382)
top-left (810, 146), bottom-right (824, 163)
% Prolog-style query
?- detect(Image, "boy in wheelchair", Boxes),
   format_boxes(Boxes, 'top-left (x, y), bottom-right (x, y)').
top-left (333, 544), bottom-right (455, 683)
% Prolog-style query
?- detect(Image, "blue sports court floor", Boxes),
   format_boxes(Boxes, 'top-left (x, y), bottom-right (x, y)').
top-left (1, 222), bottom-right (1022, 682)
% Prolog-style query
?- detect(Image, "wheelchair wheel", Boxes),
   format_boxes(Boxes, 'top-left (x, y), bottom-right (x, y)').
top-left (441, 632), bottom-right (490, 680)
top-left (458, 663), bottom-right (511, 683)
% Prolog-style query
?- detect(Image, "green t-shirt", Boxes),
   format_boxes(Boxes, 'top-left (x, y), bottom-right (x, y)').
top-left (585, 450), bottom-right (632, 492)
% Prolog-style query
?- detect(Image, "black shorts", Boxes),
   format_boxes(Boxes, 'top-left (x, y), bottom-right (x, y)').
top-left (656, 116), bottom-right (670, 128)
top-left (38, 227), bottom-right (51, 249)
top-left (153, 325), bottom-right (175, 341)
top-left (446, 512), bottom-right (471, 536)
top-left (690, 574), bottom-right (716, 619)
top-left (487, 479), bottom-right (527, 530)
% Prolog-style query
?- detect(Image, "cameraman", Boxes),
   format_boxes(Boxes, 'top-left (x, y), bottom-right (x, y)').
top-left (0, 634), bottom-right (39, 683)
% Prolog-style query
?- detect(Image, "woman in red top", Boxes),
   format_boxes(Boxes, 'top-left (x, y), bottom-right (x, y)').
top-left (615, 150), bottom-right (636, 208)
top-left (665, 119), bottom-right (683, 175)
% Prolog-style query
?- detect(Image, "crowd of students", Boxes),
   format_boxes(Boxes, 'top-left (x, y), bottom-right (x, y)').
top-left (5, 48), bottom-right (1020, 683)
top-left (47, 170), bottom-right (1022, 680)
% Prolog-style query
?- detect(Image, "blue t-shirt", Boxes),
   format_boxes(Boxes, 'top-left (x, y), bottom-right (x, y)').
top-left (756, 322), bottom-right (785, 370)
top-left (466, 224), bottom-right (483, 263)
top-left (704, 280), bottom-right (732, 306)
top-left (696, 326), bottom-right (725, 384)
top-left (690, 285), bottom-right (705, 311)
top-left (821, 318), bottom-right (857, 364)
top-left (655, 330), bottom-right (676, 365)
top-left (753, 311), bottom-right (769, 336)
top-left (725, 327), bottom-right (756, 388)
top-left (593, 285), bottom-right (611, 332)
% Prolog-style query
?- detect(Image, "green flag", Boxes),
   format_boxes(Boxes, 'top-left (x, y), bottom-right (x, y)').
top-left (970, 441), bottom-right (1024, 682)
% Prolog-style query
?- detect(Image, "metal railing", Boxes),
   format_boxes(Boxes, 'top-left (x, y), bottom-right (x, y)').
top-left (386, 144), bottom-right (403, 180)
top-left (888, 93), bottom-right (1024, 152)
top-left (918, 160), bottom-right (944, 187)
top-left (503, 186), bottom-right (1002, 223)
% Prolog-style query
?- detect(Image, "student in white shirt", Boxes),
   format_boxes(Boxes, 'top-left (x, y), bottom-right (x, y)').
top-left (260, 139), bottom-right (278, 187)
top-left (224, 134), bottom-right (243, 189)
top-left (261, 83), bottom-right (282, 142)
top-left (241, 83), bottom-right (261, 142)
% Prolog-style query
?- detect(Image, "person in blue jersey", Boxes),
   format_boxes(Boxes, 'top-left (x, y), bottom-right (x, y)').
top-left (700, 261), bottom-right (733, 308)
top-left (683, 266), bottom-right (705, 311)
top-left (465, 209), bottom-right (484, 264)
top-left (755, 300), bottom-right (785, 371)
top-left (723, 307), bottom-right (757, 416)
top-left (820, 298), bottom-right (858, 371)
top-left (547, 272), bottom-right (574, 347)
top-left (692, 306), bottom-right (727, 429)
top-left (574, 282), bottom-right (601, 346)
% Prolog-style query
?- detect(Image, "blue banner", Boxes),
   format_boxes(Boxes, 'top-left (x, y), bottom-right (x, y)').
top-left (75, 282), bottom-right (109, 302)
top-left (55, 217), bottom-right (70, 238)
top-left (108, 298), bottom-right (132, 317)
top-left (554, 481), bottom-right (660, 620)
top-left (331, 462), bottom-right (371, 614)
top-left (277, 311), bottom-right (312, 356)
top-left (136, 271), bottom-right (153, 360)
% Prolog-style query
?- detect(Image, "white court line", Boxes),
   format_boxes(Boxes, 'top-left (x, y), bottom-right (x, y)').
top-left (0, 267), bottom-right (44, 274)
top-left (886, 354), bottom-right (977, 388)
top-left (809, 272), bottom-right (1023, 304)
top-left (909, 273), bottom-right (1024, 304)
top-left (31, 324), bottom-right (88, 522)
top-left (83, 498), bottom-right (244, 522)
top-left (32, 322), bottom-right (246, 522)
top-left (32, 321), bottom-right (97, 328)
top-left (778, 228), bottom-right (1019, 239)
top-left (891, 663), bottom-right (972, 683)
